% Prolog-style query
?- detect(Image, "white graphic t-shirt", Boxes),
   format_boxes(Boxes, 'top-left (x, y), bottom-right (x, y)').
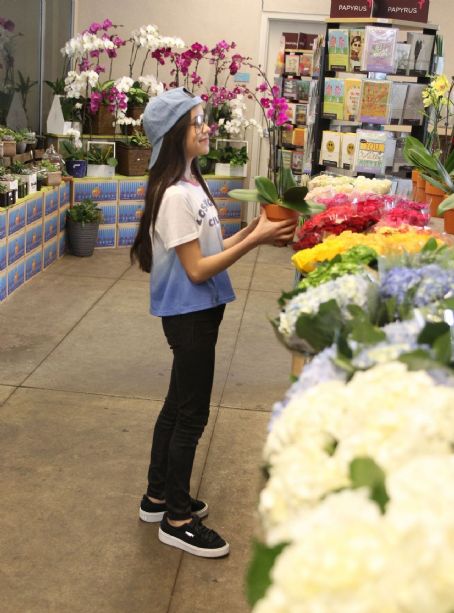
top-left (149, 180), bottom-right (235, 316)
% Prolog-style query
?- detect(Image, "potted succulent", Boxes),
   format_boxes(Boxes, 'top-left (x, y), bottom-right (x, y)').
top-left (40, 160), bottom-right (63, 186)
top-left (116, 130), bottom-right (151, 176)
top-left (60, 139), bottom-right (87, 178)
top-left (0, 129), bottom-right (17, 157)
top-left (66, 198), bottom-right (103, 257)
top-left (228, 168), bottom-right (319, 222)
top-left (14, 130), bottom-right (27, 154)
top-left (86, 143), bottom-right (117, 178)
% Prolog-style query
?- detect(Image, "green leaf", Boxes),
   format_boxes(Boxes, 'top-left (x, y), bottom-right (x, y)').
top-left (438, 193), bottom-right (454, 215)
top-left (417, 321), bottom-right (451, 345)
top-left (445, 148), bottom-right (454, 174)
top-left (421, 237), bottom-right (439, 253)
top-left (345, 305), bottom-right (386, 345)
top-left (433, 332), bottom-right (452, 364)
top-left (279, 167), bottom-right (297, 192)
top-left (422, 174), bottom-right (450, 194)
top-left (295, 300), bottom-right (344, 352)
top-left (399, 349), bottom-right (442, 371)
top-left (255, 176), bottom-right (279, 204)
top-left (349, 457), bottom-right (389, 513)
top-left (227, 188), bottom-right (262, 203)
top-left (246, 540), bottom-right (288, 606)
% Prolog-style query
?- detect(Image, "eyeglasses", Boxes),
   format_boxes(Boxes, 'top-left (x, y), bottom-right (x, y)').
top-left (190, 114), bottom-right (207, 134)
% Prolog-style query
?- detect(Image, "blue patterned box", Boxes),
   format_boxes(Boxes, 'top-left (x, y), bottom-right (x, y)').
top-left (26, 221), bottom-right (43, 254)
top-left (118, 202), bottom-right (144, 223)
top-left (26, 194), bottom-right (43, 225)
top-left (220, 220), bottom-right (242, 239)
top-left (96, 224), bottom-right (117, 248)
top-left (25, 249), bottom-right (42, 281)
top-left (119, 180), bottom-right (147, 201)
top-left (0, 270), bottom-right (6, 301)
top-left (0, 238), bottom-right (6, 271)
top-left (206, 179), bottom-right (244, 198)
top-left (44, 188), bottom-right (59, 216)
top-left (43, 238), bottom-right (58, 268)
top-left (59, 181), bottom-right (70, 206)
top-left (216, 200), bottom-right (242, 219)
top-left (58, 231), bottom-right (67, 258)
top-left (0, 208), bottom-right (6, 239)
top-left (7, 201), bottom-right (26, 236)
top-left (7, 259), bottom-right (24, 296)
top-left (98, 203), bottom-right (118, 225)
top-left (7, 230), bottom-right (25, 265)
top-left (74, 181), bottom-right (118, 202)
top-left (44, 213), bottom-right (58, 243)
top-left (117, 223), bottom-right (139, 247)
top-left (59, 204), bottom-right (69, 232)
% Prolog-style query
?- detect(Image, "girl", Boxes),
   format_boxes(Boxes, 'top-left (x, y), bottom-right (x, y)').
top-left (131, 87), bottom-right (296, 558)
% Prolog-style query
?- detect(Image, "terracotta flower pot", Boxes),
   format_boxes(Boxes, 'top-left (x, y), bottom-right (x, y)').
top-left (425, 182), bottom-right (447, 218)
top-left (263, 204), bottom-right (299, 222)
top-left (411, 169), bottom-right (420, 200)
top-left (414, 172), bottom-right (426, 203)
top-left (444, 210), bottom-right (454, 234)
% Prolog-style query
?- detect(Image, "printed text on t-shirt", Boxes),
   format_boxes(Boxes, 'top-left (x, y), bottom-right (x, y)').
top-left (196, 197), bottom-right (220, 227)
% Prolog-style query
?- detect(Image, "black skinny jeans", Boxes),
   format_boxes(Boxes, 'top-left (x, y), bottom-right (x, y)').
top-left (146, 304), bottom-right (225, 520)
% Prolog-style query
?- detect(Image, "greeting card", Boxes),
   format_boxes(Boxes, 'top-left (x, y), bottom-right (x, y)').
top-left (323, 78), bottom-right (345, 120)
top-left (285, 53), bottom-right (299, 75)
top-left (348, 29), bottom-right (365, 72)
top-left (362, 26), bottom-right (398, 73)
top-left (344, 78), bottom-right (362, 122)
top-left (341, 133), bottom-right (357, 170)
top-left (359, 79), bottom-right (391, 124)
top-left (327, 29), bottom-right (350, 71)
top-left (320, 131), bottom-right (341, 167)
top-left (407, 33), bottom-right (435, 76)
top-left (354, 130), bottom-right (387, 175)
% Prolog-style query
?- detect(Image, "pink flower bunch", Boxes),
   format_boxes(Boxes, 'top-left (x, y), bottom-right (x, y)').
top-left (85, 19), bottom-right (113, 35)
top-left (380, 198), bottom-right (429, 228)
top-left (151, 47), bottom-right (172, 66)
top-left (255, 82), bottom-right (290, 127)
top-left (89, 87), bottom-right (128, 115)
top-left (0, 17), bottom-right (14, 32)
top-left (210, 40), bottom-right (236, 61)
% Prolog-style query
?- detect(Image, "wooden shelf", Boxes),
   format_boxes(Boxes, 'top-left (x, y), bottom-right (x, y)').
top-left (284, 48), bottom-right (314, 53)
top-left (325, 17), bottom-right (438, 30)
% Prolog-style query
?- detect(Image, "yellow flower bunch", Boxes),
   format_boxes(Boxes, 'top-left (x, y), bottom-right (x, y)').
top-left (292, 228), bottom-right (446, 273)
top-left (422, 74), bottom-right (450, 109)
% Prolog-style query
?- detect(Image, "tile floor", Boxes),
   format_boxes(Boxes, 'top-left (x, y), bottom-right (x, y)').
top-left (0, 244), bottom-right (296, 613)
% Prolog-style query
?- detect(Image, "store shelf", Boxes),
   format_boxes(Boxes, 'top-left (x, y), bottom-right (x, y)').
top-left (284, 48), bottom-right (314, 53)
top-left (325, 17), bottom-right (438, 31)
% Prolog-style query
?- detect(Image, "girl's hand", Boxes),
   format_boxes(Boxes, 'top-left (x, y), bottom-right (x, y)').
top-left (250, 208), bottom-right (297, 246)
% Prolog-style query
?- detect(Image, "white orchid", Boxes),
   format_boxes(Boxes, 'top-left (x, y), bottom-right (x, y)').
top-left (114, 76), bottom-right (134, 93)
top-left (138, 75), bottom-right (164, 96)
top-left (64, 70), bottom-right (99, 98)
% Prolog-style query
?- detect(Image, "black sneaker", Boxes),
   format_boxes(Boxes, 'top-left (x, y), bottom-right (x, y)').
top-left (139, 496), bottom-right (208, 523)
top-left (158, 514), bottom-right (230, 558)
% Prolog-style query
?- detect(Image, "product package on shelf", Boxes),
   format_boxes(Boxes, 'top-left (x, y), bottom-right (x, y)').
top-left (362, 27), bottom-right (398, 73)
top-left (286, 103), bottom-right (297, 124)
top-left (359, 79), bottom-right (392, 124)
top-left (292, 127), bottom-right (305, 147)
top-left (407, 32), bottom-right (435, 76)
top-left (283, 32), bottom-right (299, 49)
top-left (291, 151), bottom-right (305, 174)
top-left (389, 83), bottom-right (409, 125)
top-left (384, 134), bottom-right (397, 171)
top-left (299, 32), bottom-right (317, 49)
top-left (311, 35), bottom-right (324, 77)
top-left (299, 54), bottom-right (312, 76)
top-left (343, 78), bottom-right (362, 122)
top-left (354, 130), bottom-right (387, 175)
top-left (278, 149), bottom-right (293, 170)
top-left (296, 78), bottom-right (311, 102)
top-left (341, 133), bottom-right (357, 170)
top-left (395, 42), bottom-right (411, 75)
top-left (327, 29), bottom-right (349, 71)
top-left (323, 78), bottom-right (345, 120)
top-left (283, 78), bottom-right (298, 100)
top-left (285, 53), bottom-right (299, 75)
top-left (281, 128), bottom-right (294, 147)
top-left (295, 103), bottom-right (307, 125)
top-left (320, 131), bottom-right (341, 167)
top-left (348, 28), bottom-right (365, 72)
top-left (402, 84), bottom-right (425, 125)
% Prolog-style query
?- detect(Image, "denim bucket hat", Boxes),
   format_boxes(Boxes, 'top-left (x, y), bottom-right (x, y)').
top-left (142, 87), bottom-right (203, 169)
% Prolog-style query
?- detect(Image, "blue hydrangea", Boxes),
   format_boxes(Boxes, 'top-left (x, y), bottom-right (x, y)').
top-left (413, 265), bottom-right (454, 307)
top-left (379, 267), bottom-right (421, 304)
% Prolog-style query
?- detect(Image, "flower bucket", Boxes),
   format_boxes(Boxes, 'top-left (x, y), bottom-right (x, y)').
top-left (444, 210), bottom-right (454, 234)
top-left (425, 182), bottom-right (447, 218)
top-left (85, 106), bottom-right (116, 135)
top-left (66, 218), bottom-right (100, 257)
top-left (263, 204), bottom-right (299, 222)
top-left (86, 164), bottom-right (115, 178)
top-left (66, 160), bottom-right (87, 178)
top-left (116, 142), bottom-right (151, 176)
top-left (214, 163), bottom-right (247, 178)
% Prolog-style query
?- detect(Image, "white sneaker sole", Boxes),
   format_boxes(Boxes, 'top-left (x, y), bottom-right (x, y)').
top-left (158, 528), bottom-right (230, 558)
top-left (139, 503), bottom-right (209, 524)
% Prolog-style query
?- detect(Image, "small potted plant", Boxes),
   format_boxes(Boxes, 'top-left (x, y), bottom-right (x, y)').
top-left (116, 130), bottom-right (151, 176)
top-left (40, 160), bottom-right (62, 186)
top-left (86, 143), bottom-right (117, 178)
top-left (66, 198), bottom-right (103, 257)
top-left (213, 143), bottom-right (249, 178)
top-left (14, 130), bottom-right (27, 154)
top-left (1, 130), bottom-right (17, 157)
top-left (0, 183), bottom-right (16, 207)
top-left (60, 139), bottom-right (87, 178)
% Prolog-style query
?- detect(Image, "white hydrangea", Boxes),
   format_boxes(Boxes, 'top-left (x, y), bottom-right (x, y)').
top-left (64, 70), bottom-right (99, 98)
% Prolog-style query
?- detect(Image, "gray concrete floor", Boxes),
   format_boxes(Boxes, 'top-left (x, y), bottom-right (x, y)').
top-left (0, 244), bottom-right (295, 613)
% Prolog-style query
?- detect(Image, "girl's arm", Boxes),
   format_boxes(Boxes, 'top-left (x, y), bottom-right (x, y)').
top-left (222, 216), bottom-right (260, 250)
top-left (176, 209), bottom-right (295, 284)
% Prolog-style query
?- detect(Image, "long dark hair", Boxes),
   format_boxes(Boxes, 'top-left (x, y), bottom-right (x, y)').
top-left (130, 109), bottom-right (215, 273)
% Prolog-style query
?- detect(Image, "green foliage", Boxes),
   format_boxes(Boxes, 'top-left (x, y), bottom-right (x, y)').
top-left (67, 198), bottom-right (103, 224)
top-left (209, 144), bottom-right (248, 165)
top-left (40, 160), bottom-right (61, 173)
top-left (9, 161), bottom-right (26, 174)
top-left (295, 299), bottom-right (344, 352)
top-left (438, 193), bottom-right (454, 215)
top-left (87, 145), bottom-right (117, 167)
top-left (246, 540), bottom-right (288, 606)
top-left (349, 457), bottom-right (389, 513)
top-left (404, 136), bottom-right (454, 194)
top-left (129, 130), bottom-right (151, 148)
top-left (128, 83), bottom-right (149, 105)
top-left (60, 140), bottom-right (86, 161)
top-left (45, 77), bottom-right (66, 95)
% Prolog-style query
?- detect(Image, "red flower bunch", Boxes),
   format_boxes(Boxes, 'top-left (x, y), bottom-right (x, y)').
top-left (380, 199), bottom-right (429, 228)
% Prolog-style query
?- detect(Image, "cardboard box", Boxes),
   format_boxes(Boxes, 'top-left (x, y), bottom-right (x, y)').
top-left (26, 194), bottom-right (43, 225)
top-left (59, 181), bottom-right (71, 206)
top-left (118, 202), bottom-right (144, 223)
top-left (43, 213), bottom-right (58, 243)
top-left (44, 188), bottom-right (59, 216)
top-left (119, 180), bottom-right (147, 201)
top-left (74, 181), bottom-right (118, 202)
top-left (7, 229), bottom-right (25, 266)
top-left (7, 201), bottom-right (26, 236)
top-left (22, 172), bottom-right (37, 195)
top-left (221, 220), bottom-right (241, 239)
top-left (43, 238), bottom-right (58, 269)
top-left (0, 270), bottom-right (6, 302)
top-left (26, 221), bottom-right (43, 254)
top-left (58, 231), bottom-right (67, 258)
top-left (98, 203), bottom-right (118, 225)
top-left (0, 209), bottom-right (6, 240)
top-left (0, 238), bottom-right (6, 271)
top-left (7, 258), bottom-right (25, 296)
top-left (216, 200), bottom-right (242, 220)
top-left (96, 224), bottom-right (117, 248)
top-left (330, 0), bottom-right (375, 19)
top-left (117, 223), bottom-right (139, 247)
top-left (25, 249), bottom-right (42, 282)
top-left (59, 204), bottom-right (69, 232)
top-left (206, 179), bottom-right (244, 198)
top-left (375, 0), bottom-right (430, 23)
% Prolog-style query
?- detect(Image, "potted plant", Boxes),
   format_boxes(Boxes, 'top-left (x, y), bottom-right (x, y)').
top-left (229, 168), bottom-right (320, 222)
top-left (116, 130), bottom-right (151, 176)
top-left (66, 198), bottom-right (103, 257)
top-left (86, 143), bottom-right (117, 178)
top-left (0, 183), bottom-right (16, 207)
top-left (213, 144), bottom-right (249, 178)
top-left (40, 160), bottom-right (62, 186)
top-left (60, 138), bottom-right (87, 178)
top-left (0, 129), bottom-right (16, 157)
top-left (14, 130), bottom-right (27, 154)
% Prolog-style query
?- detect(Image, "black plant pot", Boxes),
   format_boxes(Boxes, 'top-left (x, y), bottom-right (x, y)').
top-left (66, 218), bottom-right (100, 257)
